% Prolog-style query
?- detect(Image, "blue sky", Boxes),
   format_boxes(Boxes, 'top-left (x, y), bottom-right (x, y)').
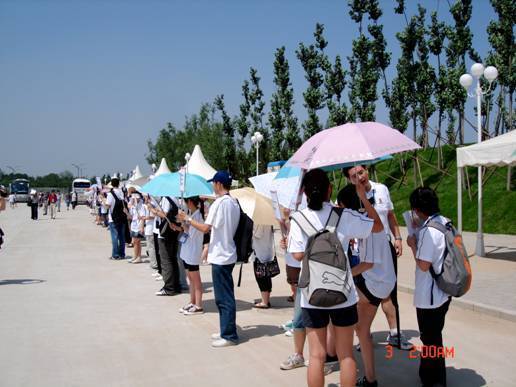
top-left (0, 0), bottom-right (497, 177)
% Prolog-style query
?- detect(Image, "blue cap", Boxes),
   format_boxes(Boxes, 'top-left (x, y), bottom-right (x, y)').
top-left (207, 170), bottom-right (233, 186)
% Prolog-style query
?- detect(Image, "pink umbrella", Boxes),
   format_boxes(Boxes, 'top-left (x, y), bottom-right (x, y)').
top-left (287, 122), bottom-right (421, 170)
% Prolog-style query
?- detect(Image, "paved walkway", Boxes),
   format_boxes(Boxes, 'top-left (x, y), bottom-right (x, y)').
top-left (0, 205), bottom-right (515, 386)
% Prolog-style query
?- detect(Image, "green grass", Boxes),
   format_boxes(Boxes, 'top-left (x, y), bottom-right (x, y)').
top-left (332, 145), bottom-right (516, 235)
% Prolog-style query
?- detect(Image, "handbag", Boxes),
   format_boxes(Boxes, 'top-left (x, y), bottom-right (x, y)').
top-left (254, 227), bottom-right (281, 279)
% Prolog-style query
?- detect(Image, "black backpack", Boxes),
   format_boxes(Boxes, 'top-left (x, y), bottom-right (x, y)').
top-left (110, 190), bottom-right (127, 224)
top-left (233, 198), bottom-right (254, 287)
top-left (234, 199), bottom-right (254, 263)
top-left (159, 197), bottom-right (180, 240)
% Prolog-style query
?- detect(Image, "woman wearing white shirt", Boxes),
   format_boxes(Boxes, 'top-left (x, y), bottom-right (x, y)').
top-left (252, 225), bottom-right (275, 309)
top-left (128, 193), bottom-right (145, 264)
top-left (337, 184), bottom-right (395, 387)
top-left (288, 169), bottom-right (383, 387)
top-left (179, 197), bottom-right (205, 315)
top-left (407, 187), bottom-right (451, 387)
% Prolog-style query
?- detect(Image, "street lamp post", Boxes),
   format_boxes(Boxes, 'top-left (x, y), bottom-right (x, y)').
top-left (251, 131), bottom-right (264, 176)
top-left (72, 163), bottom-right (80, 178)
top-left (185, 153), bottom-right (191, 175)
top-left (459, 63), bottom-right (498, 257)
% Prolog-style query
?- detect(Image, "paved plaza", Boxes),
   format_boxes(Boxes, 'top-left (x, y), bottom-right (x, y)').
top-left (0, 205), bottom-right (515, 386)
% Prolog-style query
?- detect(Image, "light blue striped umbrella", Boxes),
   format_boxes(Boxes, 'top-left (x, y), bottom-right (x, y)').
top-left (141, 172), bottom-right (213, 198)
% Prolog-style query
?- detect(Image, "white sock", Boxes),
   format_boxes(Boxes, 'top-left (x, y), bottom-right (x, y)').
top-left (390, 329), bottom-right (398, 336)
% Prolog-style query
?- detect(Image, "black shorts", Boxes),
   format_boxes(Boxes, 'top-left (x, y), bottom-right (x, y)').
top-left (354, 273), bottom-right (382, 307)
top-left (301, 303), bottom-right (358, 328)
top-left (183, 261), bottom-right (199, 272)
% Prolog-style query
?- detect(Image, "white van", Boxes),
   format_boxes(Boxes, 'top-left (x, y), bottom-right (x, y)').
top-left (71, 178), bottom-right (91, 204)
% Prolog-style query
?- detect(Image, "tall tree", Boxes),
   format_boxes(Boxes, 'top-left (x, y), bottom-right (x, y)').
top-left (296, 23), bottom-right (327, 139)
top-left (413, 5), bottom-right (436, 148)
top-left (325, 55), bottom-right (348, 127)
top-left (428, 10), bottom-right (449, 161)
top-left (487, 0), bottom-right (515, 135)
top-left (214, 95), bottom-right (238, 177)
top-left (347, 0), bottom-right (386, 122)
top-left (445, 0), bottom-right (482, 144)
top-left (269, 47), bottom-right (300, 160)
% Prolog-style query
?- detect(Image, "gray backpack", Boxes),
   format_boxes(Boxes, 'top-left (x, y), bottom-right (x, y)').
top-left (290, 207), bottom-right (353, 307)
top-left (427, 220), bottom-right (472, 303)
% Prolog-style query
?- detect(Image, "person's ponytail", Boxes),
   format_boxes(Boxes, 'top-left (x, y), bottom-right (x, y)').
top-left (302, 169), bottom-right (330, 211)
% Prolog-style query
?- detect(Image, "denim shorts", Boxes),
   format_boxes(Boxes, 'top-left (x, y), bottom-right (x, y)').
top-left (301, 303), bottom-right (358, 328)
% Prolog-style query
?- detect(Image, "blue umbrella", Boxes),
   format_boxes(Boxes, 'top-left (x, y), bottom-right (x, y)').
top-left (141, 172), bottom-right (213, 198)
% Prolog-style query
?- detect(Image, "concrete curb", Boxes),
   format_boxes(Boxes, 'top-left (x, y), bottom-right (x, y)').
top-left (397, 282), bottom-right (516, 323)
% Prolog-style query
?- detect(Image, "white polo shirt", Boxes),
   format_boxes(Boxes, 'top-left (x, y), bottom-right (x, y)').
top-left (359, 231), bottom-right (396, 299)
top-left (129, 202), bottom-right (145, 233)
top-left (252, 225), bottom-right (274, 263)
top-left (414, 214), bottom-right (450, 309)
top-left (205, 195), bottom-right (240, 265)
top-left (105, 188), bottom-right (125, 223)
top-left (180, 210), bottom-right (204, 265)
top-left (143, 205), bottom-right (155, 236)
top-left (288, 202), bottom-right (374, 310)
top-left (366, 181), bottom-right (393, 236)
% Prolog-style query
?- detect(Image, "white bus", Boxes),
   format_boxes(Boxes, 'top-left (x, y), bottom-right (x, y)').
top-left (71, 178), bottom-right (91, 204)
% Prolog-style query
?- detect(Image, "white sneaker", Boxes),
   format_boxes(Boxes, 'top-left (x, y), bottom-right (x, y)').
top-left (211, 333), bottom-right (221, 340)
top-left (280, 353), bottom-right (305, 370)
top-left (155, 275), bottom-right (163, 281)
top-left (284, 329), bottom-right (294, 337)
top-left (183, 305), bottom-right (204, 315)
top-left (387, 332), bottom-right (413, 350)
top-left (179, 303), bottom-right (194, 313)
top-left (211, 338), bottom-right (236, 348)
top-left (151, 272), bottom-right (160, 277)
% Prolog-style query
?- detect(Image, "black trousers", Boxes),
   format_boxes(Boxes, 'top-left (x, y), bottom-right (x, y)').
top-left (153, 233), bottom-right (161, 274)
top-left (30, 204), bottom-right (38, 220)
top-left (158, 237), bottom-right (180, 293)
top-left (253, 261), bottom-right (272, 292)
top-left (416, 298), bottom-right (451, 387)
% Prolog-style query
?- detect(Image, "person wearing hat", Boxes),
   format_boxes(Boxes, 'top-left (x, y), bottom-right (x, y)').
top-left (178, 170), bottom-right (240, 348)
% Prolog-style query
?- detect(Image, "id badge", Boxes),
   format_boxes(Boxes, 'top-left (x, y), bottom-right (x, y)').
top-left (179, 233), bottom-right (189, 244)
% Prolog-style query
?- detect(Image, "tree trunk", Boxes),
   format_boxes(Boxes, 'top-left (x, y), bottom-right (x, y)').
top-left (413, 111), bottom-right (418, 188)
top-left (509, 90), bottom-right (513, 132)
top-left (437, 112), bottom-right (442, 169)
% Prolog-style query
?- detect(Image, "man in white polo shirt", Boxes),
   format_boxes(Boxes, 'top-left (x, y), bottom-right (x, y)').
top-left (344, 165), bottom-right (412, 350)
top-left (178, 171), bottom-right (240, 348)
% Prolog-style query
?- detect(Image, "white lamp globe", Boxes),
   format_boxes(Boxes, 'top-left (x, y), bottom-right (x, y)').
top-left (255, 132), bottom-right (263, 142)
top-left (471, 63), bottom-right (485, 78)
top-left (251, 135), bottom-right (257, 144)
top-left (484, 66), bottom-right (498, 83)
top-left (185, 152), bottom-right (191, 161)
top-left (459, 74), bottom-right (473, 89)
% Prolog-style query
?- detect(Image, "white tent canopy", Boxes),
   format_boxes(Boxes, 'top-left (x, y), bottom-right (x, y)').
top-left (457, 131), bottom-right (516, 256)
top-left (186, 145), bottom-right (217, 180)
top-left (154, 158), bottom-right (172, 177)
top-left (457, 130), bottom-right (516, 168)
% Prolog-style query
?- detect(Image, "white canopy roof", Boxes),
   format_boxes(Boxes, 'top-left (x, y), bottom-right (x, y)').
top-left (186, 145), bottom-right (217, 180)
top-left (155, 158), bottom-right (172, 176)
top-left (457, 131), bottom-right (516, 168)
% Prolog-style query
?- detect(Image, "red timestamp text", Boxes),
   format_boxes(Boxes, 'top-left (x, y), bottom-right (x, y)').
top-left (385, 345), bottom-right (455, 360)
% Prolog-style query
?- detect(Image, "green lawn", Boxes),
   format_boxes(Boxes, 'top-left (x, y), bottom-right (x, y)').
top-left (333, 145), bottom-right (516, 235)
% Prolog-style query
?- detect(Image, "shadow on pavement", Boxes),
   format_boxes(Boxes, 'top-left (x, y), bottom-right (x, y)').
top-left (0, 279), bottom-right (46, 286)
top-left (484, 245), bottom-right (516, 262)
top-left (237, 324), bottom-right (284, 343)
top-left (202, 298), bottom-right (255, 314)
